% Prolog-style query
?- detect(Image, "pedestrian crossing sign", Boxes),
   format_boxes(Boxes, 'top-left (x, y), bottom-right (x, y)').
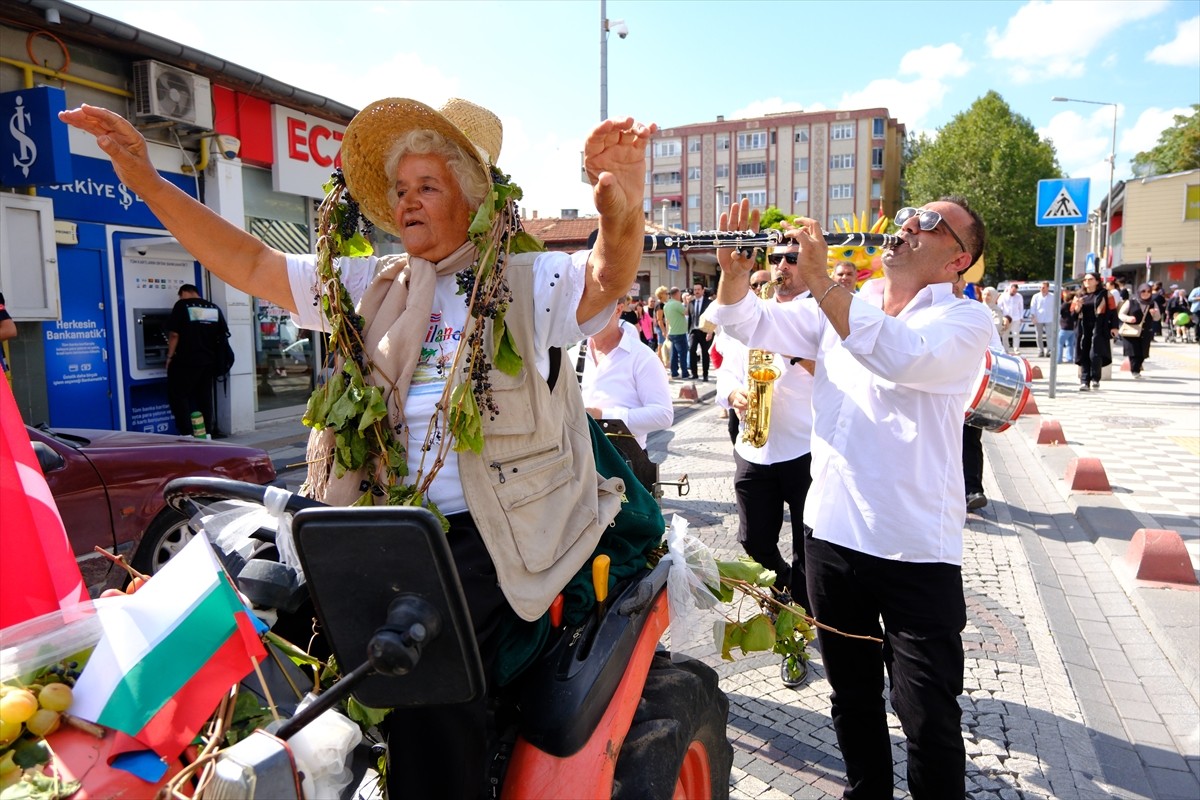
top-left (1036, 178), bottom-right (1090, 226)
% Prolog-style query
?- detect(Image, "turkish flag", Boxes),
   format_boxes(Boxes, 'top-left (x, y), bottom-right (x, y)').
top-left (0, 379), bottom-right (88, 629)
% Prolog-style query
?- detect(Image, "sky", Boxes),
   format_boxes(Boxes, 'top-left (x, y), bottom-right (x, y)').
top-left (73, 0), bottom-right (1200, 220)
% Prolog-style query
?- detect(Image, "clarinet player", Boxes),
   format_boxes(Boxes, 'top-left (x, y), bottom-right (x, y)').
top-left (708, 198), bottom-right (993, 797)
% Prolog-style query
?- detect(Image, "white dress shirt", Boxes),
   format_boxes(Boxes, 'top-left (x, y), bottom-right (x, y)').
top-left (1030, 291), bottom-right (1056, 324)
top-left (709, 279), bottom-right (994, 565)
top-left (715, 308), bottom-right (814, 466)
top-left (999, 290), bottom-right (1025, 328)
top-left (567, 320), bottom-right (673, 449)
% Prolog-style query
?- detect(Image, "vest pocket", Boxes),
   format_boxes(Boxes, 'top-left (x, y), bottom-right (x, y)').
top-left (492, 446), bottom-right (593, 572)
top-left (484, 367), bottom-right (536, 436)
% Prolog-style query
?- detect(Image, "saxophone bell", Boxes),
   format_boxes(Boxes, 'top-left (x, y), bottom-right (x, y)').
top-left (741, 350), bottom-right (780, 448)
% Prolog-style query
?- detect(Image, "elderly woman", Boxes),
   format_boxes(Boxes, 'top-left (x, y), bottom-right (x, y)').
top-left (60, 99), bottom-right (655, 798)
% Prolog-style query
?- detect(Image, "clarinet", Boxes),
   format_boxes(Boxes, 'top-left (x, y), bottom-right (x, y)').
top-left (641, 229), bottom-right (899, 252)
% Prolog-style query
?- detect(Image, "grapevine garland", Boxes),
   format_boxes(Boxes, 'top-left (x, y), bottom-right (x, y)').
top-left (301, 168), bottom-right (544, 515)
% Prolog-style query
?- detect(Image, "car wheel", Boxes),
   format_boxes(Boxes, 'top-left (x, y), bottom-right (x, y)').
top-left (131, 506), bottom-right (200, 575)
top-left (611, 651), bottom-right (733, 800)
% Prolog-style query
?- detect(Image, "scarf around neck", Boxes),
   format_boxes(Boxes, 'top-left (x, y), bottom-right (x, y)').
top-left (305, 240), bottom-right (478, 505)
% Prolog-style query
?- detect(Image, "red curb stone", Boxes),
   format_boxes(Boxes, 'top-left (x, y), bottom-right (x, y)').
top-left (1065, 456), bottom-right (1111, 492)
top-left (1030, 364), bottom-right (1044, 379)
top-left (1120, 358), bottom-right (1132, 372)
top-left (677, 383), bottom-right (699, 401)
top-left (1036, 419), bottom-right (1065, 444)
top-left (1023, 394), bottom-right (1040, 415)
top-left (1125, 529), bottom-right (1200, 587)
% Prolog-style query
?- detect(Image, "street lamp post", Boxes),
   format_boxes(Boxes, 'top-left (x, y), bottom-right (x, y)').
top-left (714, 184), bottom-right (725, 228)
top-left (599, 1), bottom-right (628, 121)
top-left (1051, 96), bottom-right (1118, 267)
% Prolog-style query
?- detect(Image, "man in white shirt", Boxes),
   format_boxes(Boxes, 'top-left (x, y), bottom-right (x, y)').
top-left (833, 260), bottom-right (858, 293)
top-left (999, 282), bottom-right (1025, 354)
top-left (716, 246), bottom-right (814, 687)
top-left (1029, 281), bottom-right (1056, 358)
top-left (568, 307), bottom-right (673, 451)
top-left (710, 197), bottom-right (993, 797)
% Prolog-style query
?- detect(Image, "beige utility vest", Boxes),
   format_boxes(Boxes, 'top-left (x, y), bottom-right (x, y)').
top-left (456, 254), bottom-right (624, 620)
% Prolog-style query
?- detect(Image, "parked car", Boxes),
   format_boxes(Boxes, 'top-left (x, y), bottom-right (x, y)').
top-left (27, 423), bottom-right (277, 595)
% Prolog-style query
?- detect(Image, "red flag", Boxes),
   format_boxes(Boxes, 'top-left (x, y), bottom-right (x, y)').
top-left (0, 379), bottom-right (88, 629)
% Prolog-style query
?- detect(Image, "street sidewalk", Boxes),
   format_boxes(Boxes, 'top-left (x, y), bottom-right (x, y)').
top-left (226, 344), bottom-right (1199, 798)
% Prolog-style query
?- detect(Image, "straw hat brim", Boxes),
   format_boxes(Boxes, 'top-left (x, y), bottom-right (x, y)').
top-left (341, 98), bottom-right (490, 238)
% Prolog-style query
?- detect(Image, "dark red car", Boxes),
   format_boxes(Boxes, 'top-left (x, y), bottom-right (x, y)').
top-left (27, 424), bottom-right (277, 595)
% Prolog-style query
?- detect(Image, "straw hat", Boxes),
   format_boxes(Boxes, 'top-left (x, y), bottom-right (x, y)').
top-left (341, 97), bottom-right (503, 237)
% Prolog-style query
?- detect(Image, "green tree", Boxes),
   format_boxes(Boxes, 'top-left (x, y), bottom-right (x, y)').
top-left (905, 91), bottom-right (1063, 282)
top-left (1132, 104), bottom-right (1200, 177)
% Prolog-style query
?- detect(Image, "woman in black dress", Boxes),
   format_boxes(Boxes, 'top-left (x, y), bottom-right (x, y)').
top-left (1117, 282), bottom-right (1160, 378)
top-left (1070, 274), bottom-right (1115, 391)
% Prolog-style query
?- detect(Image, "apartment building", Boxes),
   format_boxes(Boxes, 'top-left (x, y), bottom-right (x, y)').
top-left (644, 108), bottom-right (906, 233)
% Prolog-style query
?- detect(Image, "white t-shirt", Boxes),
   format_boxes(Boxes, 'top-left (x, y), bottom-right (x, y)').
top-left (286, 249), bottom-right (607, 515)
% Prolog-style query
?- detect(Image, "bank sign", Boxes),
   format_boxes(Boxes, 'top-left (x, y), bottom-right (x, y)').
top-left (272, 105), bottom-right (346, 199)
top-left (0, 86), bottom-right (73, 187)
top-left (41, 155), bottom-right (198, 226)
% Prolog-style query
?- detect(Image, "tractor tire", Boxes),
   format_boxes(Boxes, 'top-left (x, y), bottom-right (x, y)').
top-left (612, 651), bottom-right (733, 800)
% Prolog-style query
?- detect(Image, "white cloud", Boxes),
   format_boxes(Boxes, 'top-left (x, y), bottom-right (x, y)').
top-left (1146, 16), bottom-right (1200, 67)
top-left (1122, 106), bottom-right (1195, 155)
top-left (899, 44), bottom-right (972, 78)
top-left (986, 0), bottom-right (1168, 82)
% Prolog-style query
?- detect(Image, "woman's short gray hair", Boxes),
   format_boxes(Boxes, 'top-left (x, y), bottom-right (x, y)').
top-left (384, 129), bottom-right (489, 212)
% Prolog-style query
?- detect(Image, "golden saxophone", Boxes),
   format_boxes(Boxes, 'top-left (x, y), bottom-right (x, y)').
top-left (741, 278), bottom-right (783, 448)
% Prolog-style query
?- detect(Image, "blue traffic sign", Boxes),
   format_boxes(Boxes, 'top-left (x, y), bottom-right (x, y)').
top-left (666, 248), bottom-right (680, 271)
top-left (1036, 178), bottom-right (1090, 227)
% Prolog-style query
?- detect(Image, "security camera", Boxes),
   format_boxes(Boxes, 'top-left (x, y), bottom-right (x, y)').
top-left (135, 247), bottom-right (148, 256)
top-left (215, 134), bottom-right (241, 160)
top-left (610, 19), bottom-right (629, 38)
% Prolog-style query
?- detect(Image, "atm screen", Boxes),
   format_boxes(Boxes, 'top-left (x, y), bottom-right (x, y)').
top-left (134, 308), bottom-right (172, 370)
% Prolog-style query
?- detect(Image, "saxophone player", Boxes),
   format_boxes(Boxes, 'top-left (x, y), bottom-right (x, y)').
top-left (715, 254), bottom-right (814, 689)
top-left (709, 198), bottom-right (993, 798)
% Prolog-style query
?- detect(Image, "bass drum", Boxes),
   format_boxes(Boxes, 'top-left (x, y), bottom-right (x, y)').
top-left (965, 349), bottom-right (1032, 433)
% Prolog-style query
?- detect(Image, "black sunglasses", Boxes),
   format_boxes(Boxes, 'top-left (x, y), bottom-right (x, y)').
top-left (894, 207), bottom-right (967, 254)
top-left (767, 252), bottom-right (799, 266)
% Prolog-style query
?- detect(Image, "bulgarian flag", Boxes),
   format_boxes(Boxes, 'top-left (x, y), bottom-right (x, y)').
top-left (71, 532), bottom-right (266, 759)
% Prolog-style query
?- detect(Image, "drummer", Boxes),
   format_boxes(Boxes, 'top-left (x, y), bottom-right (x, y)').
top-left (708, 198), bottom-right (993, 796)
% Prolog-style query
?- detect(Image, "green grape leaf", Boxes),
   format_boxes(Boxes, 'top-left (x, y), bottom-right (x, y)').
top-left (739, 614), bottom-right (776, 654)
top-left (448, 382), bottom-right (484, 454)
top-left (346, 696), bottom-right (390, 729)
top-left (357, 385), bottom-right (389, 432)
top-left (1, 771), bottom-right (80, 800)
top-left (719, 621), bottom-right (743, 661)
top-left (340, 232), bottom-right (374, 258)
top-left (264, 632), bottom-right (322, 668)
top-left (510, 231), bottom-right (546, 253)
top-left (492, 322), bottom-right (523, 377)
top-left (716, 556), bottom-right (776, 587)
top-left (469, 196), bottom-right (496, 236)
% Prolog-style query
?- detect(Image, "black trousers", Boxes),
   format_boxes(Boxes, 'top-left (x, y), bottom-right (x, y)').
top-left (806, 533), bottom-right (966, 798)
top-left (688, 329), bottom-right (711, 379)
top-left (384, 513), bottom-right (516, 800)
top-left (1121, 331), bottom-right (1152, 374)
top-left (167, 362), bottom-right (215, 435)
top-left (961, 424), bottom-right (984, 496)
top-left (734, 450), bottom-right (812, 610)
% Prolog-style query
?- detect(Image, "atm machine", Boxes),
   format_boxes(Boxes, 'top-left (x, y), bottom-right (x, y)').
top-left (112, 233), bottom-right (200, 433)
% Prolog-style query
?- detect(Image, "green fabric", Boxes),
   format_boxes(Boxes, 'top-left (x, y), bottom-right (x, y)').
top-left (663, 298), bottom-right (688, 335)
top-left (492, 415), bottom-right (665, 686)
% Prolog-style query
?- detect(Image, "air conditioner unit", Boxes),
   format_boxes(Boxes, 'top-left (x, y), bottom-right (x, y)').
top-left (132, 60), bottom-right (213, 130)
